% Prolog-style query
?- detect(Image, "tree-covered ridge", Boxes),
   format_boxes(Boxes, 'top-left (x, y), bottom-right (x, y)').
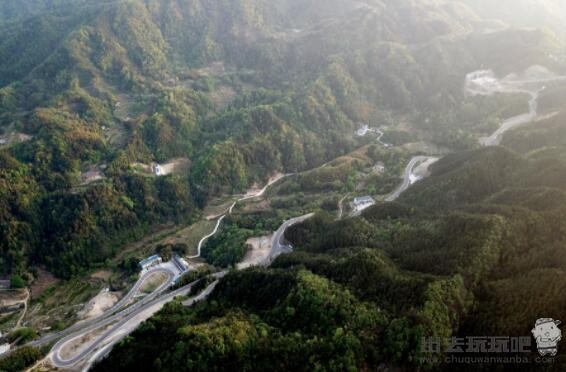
top-left (95, 269), bottom-right (394, 371)
top-left (0, 0), bottom-right (564, 282)
top-left (97, 139), bottom-right (566, 370)
top-left (0, 0), bottom-right (560, 369)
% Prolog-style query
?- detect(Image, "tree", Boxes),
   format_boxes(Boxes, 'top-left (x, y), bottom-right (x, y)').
top-left (10, 274), bottom-right (25, 288)
top-left (157, 245), bottom-right (173, 262)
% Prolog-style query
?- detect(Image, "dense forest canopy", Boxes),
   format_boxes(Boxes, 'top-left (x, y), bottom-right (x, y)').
top-left (1, 0), bottom-right (564, 279)
top-left (1, 0), bottom-right (566, 370)
top-left (97, 127), bottom-right (566, 371)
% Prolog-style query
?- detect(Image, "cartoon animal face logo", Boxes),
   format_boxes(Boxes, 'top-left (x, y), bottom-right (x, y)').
top-left (532, 318), bottom-right (561, 356)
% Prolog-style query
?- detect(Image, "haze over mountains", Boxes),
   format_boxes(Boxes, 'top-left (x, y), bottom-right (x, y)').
top-left (1, 0), bottom-right (566, 371)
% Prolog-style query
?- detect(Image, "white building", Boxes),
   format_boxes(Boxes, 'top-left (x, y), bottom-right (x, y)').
top-left (373, 162), bottom-right (385, 174)
top-left (139, 255), bottom-right (162, 270)
top-left (173, 255), bottom-right (190, 272)
top-left (152, 164), bottom-right (163, 176)
top-left (352, 196), bottom-right (376, 213)
top-left (356, 124), bottom-right (370, 137)
top-left (0, 343), bottom-right (10, 355)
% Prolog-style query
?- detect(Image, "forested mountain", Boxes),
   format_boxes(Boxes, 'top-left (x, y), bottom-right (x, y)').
top-left (1, 0), bottom-right (563, 280)
top-left (96, 120), bottom-right (566, 371)
top-left (2, 1), bottom-right (566, 370)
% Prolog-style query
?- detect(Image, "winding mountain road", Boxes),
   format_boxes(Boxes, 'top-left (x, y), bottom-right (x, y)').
top-left (28, 267), bottom-right (176, 350)
top-left (479, 88), bottom-right (542, 146)
top-left (262, 213), bottom-right (315, 267)
top-left (44, 175), bottom-right (290, 369)
top-left (51, 273), bottom-right (220, 369)
top-left (467, 68), bottom-right (566, 146)
top-left (44, 66), bottom-right (566, 370)
top-left (384, 156), bottom-right (438, 202)
top-left (190, 174), bottom-right (289, 259)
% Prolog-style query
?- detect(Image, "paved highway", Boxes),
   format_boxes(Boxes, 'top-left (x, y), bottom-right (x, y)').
top-left (28, 267), bottom-right (176, 349)
top-left (467, 69), bottom-right (566, 146)
top-left (39, 153), bottom-right (423, 369)
top-left (48, 270), bottom-right (176, 366)
top-left (480, 89), bottom-right (542, 146)
top-left (78, 272), bottom-right (227, 370)
top-left (49, 271), bottom-right (230, 368)
top-left (41, 175), bottom-right (292, 369)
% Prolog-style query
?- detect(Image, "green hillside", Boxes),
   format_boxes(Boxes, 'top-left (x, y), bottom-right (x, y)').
top-left (1, 0), bottom-right (563, 279)
top-left (96, 135), bottom-right (566, 371)
top-left (2, 1), bottom-right (566, 369)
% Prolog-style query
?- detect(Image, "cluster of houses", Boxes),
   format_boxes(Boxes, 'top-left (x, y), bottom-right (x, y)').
top-left (373, 162), bottom-right (385, 174)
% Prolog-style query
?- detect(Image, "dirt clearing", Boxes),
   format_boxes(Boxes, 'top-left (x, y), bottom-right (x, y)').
top-left (30, 268), bottom-right (60, 300)
top-left (237, 234), bottom-right (274, 269)
top-left (77, 289), bottom-right (119, 320)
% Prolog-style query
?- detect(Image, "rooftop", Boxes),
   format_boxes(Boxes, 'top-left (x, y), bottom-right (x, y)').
top-left (139, 254), bottom-right (161, 267)
top-left (353, 196), bottom-right (375, 205)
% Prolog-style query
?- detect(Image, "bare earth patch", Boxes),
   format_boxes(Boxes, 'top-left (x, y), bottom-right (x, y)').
top-left (159, 157), bottom-right (191, 175)
top-left (90, 270), bottom-right (112, 281)
top-left (237, 234), bottom-right (274, 269)
top-left (30, 268), bottom-right (60, 300)
top-left (77, 289), bottom-right (119, 320)
top-left (0, 289), bottom-right (27, 308)
top-left (242, 173), bottom-right (285, 198)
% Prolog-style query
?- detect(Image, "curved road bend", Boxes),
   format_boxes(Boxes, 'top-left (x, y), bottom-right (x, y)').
top-left (191, 174), bottom-right (290, 259)
top-left (50, 271), bottom-right (215, 368)
top-left (479, 89), bottom-right (541, 147)
top-left (467, 69), bottom-right (566, 147)
top-left (262, 213), bottom-right (315, 267)
top-left (45, 175), bottom-right (289, 368)
top-left (384, 155), bottom-right (438, 202)
top-left (54, 272), bottom-right (228, 370)
top-left (28, 267), bottom-right (175, 349)
top-left (189, 215), bottom-right (226, 259)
